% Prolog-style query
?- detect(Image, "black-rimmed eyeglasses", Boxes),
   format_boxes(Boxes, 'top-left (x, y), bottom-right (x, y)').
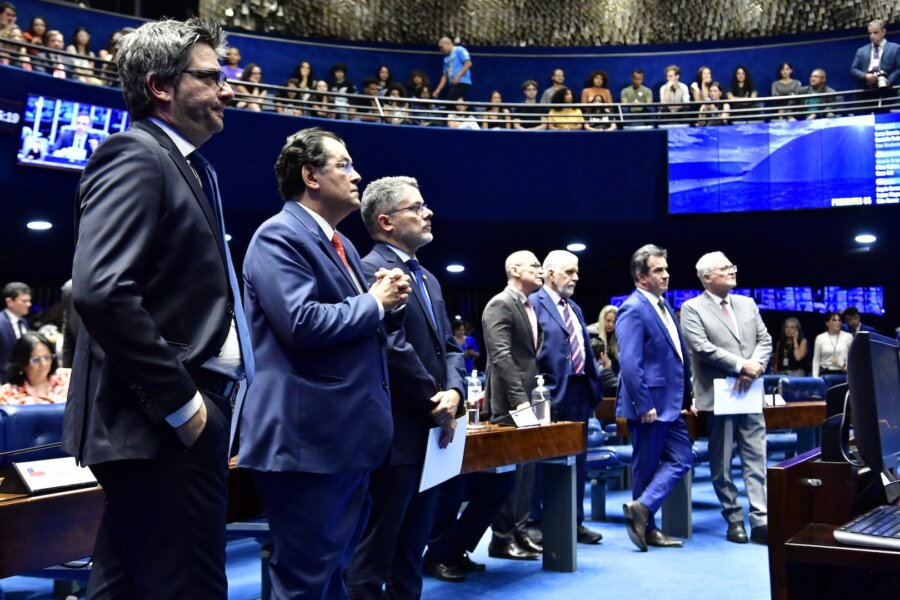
top-left (182, 68), bottom-right (228, 89)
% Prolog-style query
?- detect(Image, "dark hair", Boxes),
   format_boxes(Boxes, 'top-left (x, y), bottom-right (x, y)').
top-left (386, 82), bottom-right (407, 97)
top-left (274, 127), bottom-right (345, 200)
top-left (550, 86), bottom-right (573, 104)
top-left (841, 306), bottom-right (861, 318)
top-left (694, 65), bottom-right (711, 89)
top-left (70, 26), bottom-right (91, 54)
top-left (375, 64), bottom-right (391, 84)
top-left (361, 76), bottom-right (379, 89)
top-left (452, 320), bottom-right (468, 332)
top-left (585, 70), bottom-right (608, 88)
top-left (414, 84), bottom-right (430, 99)
top-left (708, 81), bottom-right (723, 94)
top-left (0, 2), bottom-right (15, 13)
top-left (632, 69), bottom-right (644, 76)
top-left (239, 62), bottom-right (264, 95)
top-left (778, 317), bottom-right (805, 345)
top-left (278, 78), bottom-right (300, 98)
top-left (2, 282), bottom-right (30, 302)
top-left (407, 69), bottom-right (430, 91)
top-left (27, 15), bottom-right (46, 35)
top-left (292, 60), bottom-right (314, 86)
top-left (824, 311), bottom-right (842, 322)
top-left (591, 338), bottom-right (606, 356)
top-left (776, 61), bottom-right (793, 78)
top-left (5, 332), bottom-right (57, 386)
top-left (629, 244), bottom-right (667, 283)
top-left (331, 62), bottom-right (348, 77)
top-left (730, 65), bottom-right (755, 96)
top-left (522, 79), bottom-right (538, 91)
top-left (549, 67), bottom-right (564, 83)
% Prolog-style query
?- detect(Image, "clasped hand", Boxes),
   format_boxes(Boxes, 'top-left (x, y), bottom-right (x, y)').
top-left (368, 268), bottom-right (411, 310)
top-left (431, 390), bottom-right (461, 448)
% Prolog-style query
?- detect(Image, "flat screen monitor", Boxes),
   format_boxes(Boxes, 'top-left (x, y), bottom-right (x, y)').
top-left (847, 332), bottom-right (900, 477)
top-left (17, 93), bottom-right (130, 172)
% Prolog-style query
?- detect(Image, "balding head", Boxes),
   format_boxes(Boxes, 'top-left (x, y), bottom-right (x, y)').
top-left (504, 250), bottom-right (543, 295)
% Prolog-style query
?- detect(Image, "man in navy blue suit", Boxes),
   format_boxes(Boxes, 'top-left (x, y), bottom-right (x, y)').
top-left (529, 250), bottom-right (603, 545)
top-left (616, 244), bottom-right (694, 551)
top-left (841, 306), bottom-right (877, 336)
top-left (346, 176), bottom-right (466, 599)
top-left (237, 128), bottom-right (412, 599)
top-left (0, 281), bottom-right (31, 383)
top-left (850, 19), bottom-right (900, 108)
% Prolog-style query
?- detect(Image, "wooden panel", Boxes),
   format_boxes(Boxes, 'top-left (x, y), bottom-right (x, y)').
top-left (460, 422), bottom-right (585, 474)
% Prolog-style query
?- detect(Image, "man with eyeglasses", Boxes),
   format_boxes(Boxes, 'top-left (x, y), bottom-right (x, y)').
top-left (0, 2), bottom-right (20, 39)
top-left (681, 252), bottom-right (772, 545)
top-left (63, 18), bottom-right (248, 598)
top-left (513, 79), bottom-right (547, 130)
top-left (346, 176), bottom-right (465, 597)
top-left (236, 128), bottom-right (411, 599)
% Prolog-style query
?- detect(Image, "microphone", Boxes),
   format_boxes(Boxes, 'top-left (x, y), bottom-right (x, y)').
top-left (0, 441), bottom-right (63, 459)
top-left (508, 396), bottom-right (553, 416)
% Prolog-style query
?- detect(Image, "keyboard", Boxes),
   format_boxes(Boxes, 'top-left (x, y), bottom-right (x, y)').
top-left (833, 504), bottom-right (900, 550)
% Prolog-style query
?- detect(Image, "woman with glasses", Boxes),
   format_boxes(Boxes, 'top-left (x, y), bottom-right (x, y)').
top-left (0, 332), bottom-right (70, 404)
top-left (234, 63), bottom-right (270, 111)
top-left (811, 312), bottom-right (853, 377)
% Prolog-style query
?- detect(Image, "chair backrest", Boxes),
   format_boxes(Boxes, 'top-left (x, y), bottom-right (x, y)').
top-left (0, 404), bottom-right (67, 468)
top-left (778, 376), bottom-right (827, 402)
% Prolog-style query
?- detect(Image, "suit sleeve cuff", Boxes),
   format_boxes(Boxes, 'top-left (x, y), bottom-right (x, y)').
top-left (165, 391), bottom-right (203, 428)
top-left (735, 358), bottom-right (744, 374)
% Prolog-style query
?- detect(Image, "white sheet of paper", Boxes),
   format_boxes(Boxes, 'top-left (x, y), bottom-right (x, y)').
top-left (510, 406), bottom-right (540, 428)
top-left (713, 377), bottom-right (764, 415)
top-left (419, 416), bottom-right (468, 493)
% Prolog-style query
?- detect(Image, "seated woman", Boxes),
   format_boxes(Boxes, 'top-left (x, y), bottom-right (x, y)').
top-left (727, 65), bottom-right (759, 118)
top-left (770, 61), bottom-right (802, 119)
top-left (481, 90), bottom-right (511, 129)
top-left (580, 70), bottom-right (612, 104)
top-left (447, 97), bottom-right (480, 130)
top-left (547, 87), bottom-right (584, 131)
top-left (596, 305), bottom-right (620, 374)
top-left (697, 81), bottom-right (731, 126)
top-left (375, 64), bottom-right (392, 96)
top-left (690, 66), bottom-right (713, 102)
top-left (811, 312), bottom-right (853, 377)
top-left (23, 16), bottom-right (47, 55)
top-left (411, 84), bottom-right (439, 126)
top-left (275, 78), bottom-right (305, 116)
top-left (772, 317), bottom-right (808, 376)
top-left (234, 63), bottom-right (271, 112)
top-left (584, 94), bottom-right (618, 131)
top-left (0, 332), bottom-right (70, 405)
top-left (384, 83), bottom-right (410, 125)
top-left (310, 79), bottom-right (334, 119)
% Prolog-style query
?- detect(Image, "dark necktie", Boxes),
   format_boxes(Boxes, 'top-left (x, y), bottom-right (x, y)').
top-left (18, 319), bottom-right (27, 336)
top-left (560, 298), bottom-right (584, 375)
top-left (874, 44), bottom-right (880, 60)
top-left (406, 259), bottom-right (437, 329)
top-left (189, 150), bottom-right (255, 383)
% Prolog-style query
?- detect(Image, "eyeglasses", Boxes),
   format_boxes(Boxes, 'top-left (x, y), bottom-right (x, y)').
top-left (716, 264), bottom-right (738, 274)
top-left (323, 160), bottom-right (356, 174)
top-left (182, 68), bottom-right (228, 89)
top-left (384, 203), bottom-right (428, 217)
top-left (28, 354), bottom-right (55, 366)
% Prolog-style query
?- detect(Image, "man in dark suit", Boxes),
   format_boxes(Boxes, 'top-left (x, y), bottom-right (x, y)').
top-left (529, 250), bottom-right (603, 545)
top-left (62, 19), bottom-right (252, 598)
top-left (850, 19), bottom-right (900, 107)
top-left (0, 281), bottom-right (32, 383)
top-left (616, 244), bottom-right (694, 552)
top-left (51, 113), bottom-right (103, 161)
top-left (841, 306), bottom-right (877, 336)
top-left (484, 250), bottom-right (545, 560)
top-left (236, 128), bottom-right (411, 599)
top-left (346, 176), bottom-right (465, 599)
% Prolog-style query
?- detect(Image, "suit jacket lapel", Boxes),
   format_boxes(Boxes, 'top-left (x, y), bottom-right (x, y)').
top-left (376, 243), bottom-right (441, 341)
top-left (284, 202), bottom-right (360, 293)
top-left (537, 290), bottom-right (568, 334)
top-left (703, 293), bottom-right (740, 342)
top-left (638, 292), bottom-right (681, 357)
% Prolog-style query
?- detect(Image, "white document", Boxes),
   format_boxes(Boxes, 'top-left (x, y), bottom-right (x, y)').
top-left (12, 456), bottom-right (98, 493)
top-left (509, 406), bottom-right (540, 428)
top-left (713, 377), bottom-right (764, 415)
top-left (419, 416), bottom-right (468, 493)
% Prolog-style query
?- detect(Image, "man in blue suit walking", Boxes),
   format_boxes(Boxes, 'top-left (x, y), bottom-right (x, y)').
top-left (237, 128), bottom-right (412, 599)
top-left (616, 244), bottom-right (694, 551)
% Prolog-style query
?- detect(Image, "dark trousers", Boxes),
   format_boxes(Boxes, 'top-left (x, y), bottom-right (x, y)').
top-left (426, 471), bottom-right (516, 564)
top-left (445, 83), bottom-right (471, 101)
top-left (251, 469), bottom-right (370, 600)
top-left (491, 462), bottom-right (535, 543)
top-left (346, 463), bottom-right (438, 600)
top-left (628, 417), bottom-right (693, 532)
top-left (86, 393), bottom-right (231, 599)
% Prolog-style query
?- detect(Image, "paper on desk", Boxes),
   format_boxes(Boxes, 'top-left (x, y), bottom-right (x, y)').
top-left (419, 416), bottom-right (468, 493)
top-left (713, 377), bottom-right (764, 415)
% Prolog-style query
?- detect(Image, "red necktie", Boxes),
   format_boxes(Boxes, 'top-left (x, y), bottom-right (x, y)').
top-left (331, 233), bottom-right (352, 273)
top-left (720, 299), bottom-right (737, 334)
top-left (560, 299), bottom-right (585, 374)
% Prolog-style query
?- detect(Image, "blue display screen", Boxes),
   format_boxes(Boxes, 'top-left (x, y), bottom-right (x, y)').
top-left (668, 113), bottom-right (900, 214)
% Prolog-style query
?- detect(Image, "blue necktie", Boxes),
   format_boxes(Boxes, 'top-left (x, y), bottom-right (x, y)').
top-left (406, 258), bottom-right (437, 329)
top-left (189, 150), bottom-right (255, 384)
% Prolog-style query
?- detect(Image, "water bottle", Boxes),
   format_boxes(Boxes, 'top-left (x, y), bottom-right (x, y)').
top-left (532, 375), bottom-right (551, 424)
top-left (466, 370), bottom-right (482, 425)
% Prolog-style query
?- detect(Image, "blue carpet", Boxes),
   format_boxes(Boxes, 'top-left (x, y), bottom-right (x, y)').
top-left (0, 464), bottom-right (771, 599)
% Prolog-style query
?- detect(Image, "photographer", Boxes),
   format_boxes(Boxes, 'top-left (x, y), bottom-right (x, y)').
top-left (850, 19), bottom-right (899, 111)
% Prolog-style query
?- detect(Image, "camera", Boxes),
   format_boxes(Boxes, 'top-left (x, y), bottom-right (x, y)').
top-left (868, 68), bottom-right (889, 88)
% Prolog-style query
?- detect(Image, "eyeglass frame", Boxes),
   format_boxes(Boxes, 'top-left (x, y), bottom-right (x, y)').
top-left (320, 160), bottom-right (357, 175)
top-left (383, 203), bottom-right (428, 217)
top-left (28, 353), bottom-right (56, 367)
top-left (182, 68), bottom-right (229, 89)
top-left (715, 264), bottom-right (738, 274)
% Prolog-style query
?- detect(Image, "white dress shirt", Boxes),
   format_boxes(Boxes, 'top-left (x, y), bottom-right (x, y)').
top-left (637, 287), bottom-right (683, 362)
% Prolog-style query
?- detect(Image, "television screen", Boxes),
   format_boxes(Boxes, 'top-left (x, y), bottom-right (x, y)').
top-left (17, 94), bottom-right (130, 172)
top-left (668, 112), bottom-right (900, 214)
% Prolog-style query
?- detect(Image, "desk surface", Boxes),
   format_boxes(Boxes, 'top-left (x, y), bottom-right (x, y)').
top-left (0, 422), bottom-right (584, 578)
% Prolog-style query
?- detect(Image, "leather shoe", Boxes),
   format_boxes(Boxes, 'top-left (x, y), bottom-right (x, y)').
top-left (645, 529), bottom-right (684, 548)
top-left (577, 525), bottom-right (603, 544)
top-left (524, 526), bottom-right (543, 545)
top-left (488, 541), bottom-right (540, 561)
top-left (750, 525), bottom-right (768, 545)
top-left (726, 522), bottom-right (749, 544)
top-left (623, 500), bottom-right (650, 552)
top-left (422, 559), bottom-right (464, 583)
top-left (458, 552), bottom-right (486, 572)
top-left (515, 533), bottom-right (543, 554)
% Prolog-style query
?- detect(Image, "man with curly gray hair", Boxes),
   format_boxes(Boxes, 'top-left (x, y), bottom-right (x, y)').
top-left (63, 18), bottom-right (249, 599)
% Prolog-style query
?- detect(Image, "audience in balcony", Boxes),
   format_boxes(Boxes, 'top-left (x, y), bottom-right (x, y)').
top-left (770, 61), bottom-right (802, 117)
top-left (35, 29), bottom-right (76, 79)
top-left (0, 26), bottom-right (29, 68)
top-left (375, 64), bottom-right (392, 95)
top-left (584, 94), bottom-right (618, 131)
top-left (482, 90), bottom-right (511, 129)
top-left (97, 27), bottom-right (131, 80)
top-left (290, 59), bottom-right (314, 99)
top-left (727, 65), bottom-right (758, 116)
top-left (620, 69), bottom-right (652, 113)
top-left (690, 66), bottom-right (714, 102)
top-left (697, 82), bottom-right (730, 126)
top-left (310, 79), bottom-right (333, 119)
top-left (797, 68), bottom-right (837, 120)
top-left (512, 79), bottom-right (546, 130)
top-left (383, 83), bottom-right (410, 124)
top-left (540, 67), bottom-right (566, 104)
top-left (659, 64), bottom-right (690, 114)
top-left (811, 311), bottom-right (853, 377)
top-left (446, 97), bottom-right (480, 129)
top-left (581, 69), bottom-right (612, 104)
top-left (353, 77), bottom-right (383, 122)
top-left (772, 317), bottom-right (808, 376)
top-left (0, 332), bottom-right (70, 405)
top-left (22, 15), bottom-right (45, 53)
top-left (412, 84), bottom-right (439, 126)
top-left (66, 26), bottom-right (102, 84)
top-left (221, 45), bottom-right (243, 79)
top-left (234, 63), bottom-right (271, 111)
top-left (328, 62), bottom-right (357, 118)
top-left (407, 69), bottom-right (430, 98)
top-left (274, 78), bottom-right (305, 116)
top-left (433, 36), bottom-right (472, 100)
top-left (547, 86), bottom-right (584, 130)
top-left (0, 1), bottom-right (19, 39)
top-left (596, 304), bottom-right (619, 374)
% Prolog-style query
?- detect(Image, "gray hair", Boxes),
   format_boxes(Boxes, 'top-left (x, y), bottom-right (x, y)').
top-left (629, 244), bottom-right (667, 283)
top-left (869, 19), bottom-right (886, 31)
top-left (812, 67), bottom-right (827, 79)
top-left (274, 127), bottom-right (345, 200)
top-left (695, 251), bottom-right (729, 288)
top-left (542, 250), bottom-right (578, 272)
top-left (117, 18), bottom-right (228, 119)
top-left (360, 176), bottom-right (419, 237)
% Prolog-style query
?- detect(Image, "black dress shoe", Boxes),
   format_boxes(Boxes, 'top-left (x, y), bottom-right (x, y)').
top-left (458, 552), bottom-right (486, 572)
top-left (726, 522), bottom-right (749, 544)
top-left (750, 525), bottom-right (768, 545)
top-left (577, 525), bottom-right (603, 544)
top-left (422, 559), bottom-right (464, 582)
top-left (515, 534), bottom-right (543, 553)
top-left (488, 541), bottom-right (540, 561)
top-left (623, 500), bottom-right (650, 552)
top-left (524, 526), bottom-right (543, 545)
top-left (645, 529), bottom-right (684, 548)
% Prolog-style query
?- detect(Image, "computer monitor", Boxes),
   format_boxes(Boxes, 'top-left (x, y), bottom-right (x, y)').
top-left (846, 332), bottom-right (900, 479)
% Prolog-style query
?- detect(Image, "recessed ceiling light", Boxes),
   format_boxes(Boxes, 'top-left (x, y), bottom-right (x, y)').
top-left (854, 233), bottom-right (876, 244)
top-left (225, 233), bottom-right (233, 242)
top-left (26, 220), bottom-right (52, 231)
top-left (567, 242), bottom-right (586, 252)
top-left (446, 264), bottom-right (465, 273)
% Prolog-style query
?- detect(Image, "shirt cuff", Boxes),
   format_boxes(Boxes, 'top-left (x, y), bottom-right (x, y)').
top-left (368, 293), bottom-right (385, 320)
top-left (735, 358), bottom-right (744, 374)
top-left (165, 391), bottom-right (203, 428)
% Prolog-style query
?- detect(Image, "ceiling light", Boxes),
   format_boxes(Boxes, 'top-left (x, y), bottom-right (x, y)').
top-left (567, 242), bottom-right (586, 252)
top-left (854, 233), bottom-right (876, 244)
top-left (446, 264), bottom-right (465, 273)
top-left (225, 233), bottom-right (233, 242)
top-left (26, 220), bottom-right (52, 230)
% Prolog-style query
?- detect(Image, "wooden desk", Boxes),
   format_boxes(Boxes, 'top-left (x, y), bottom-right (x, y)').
top-left (0, 422), bottom-right (584, 579)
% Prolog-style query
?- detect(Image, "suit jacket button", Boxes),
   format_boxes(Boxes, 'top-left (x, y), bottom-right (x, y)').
top-left (382, 381), bottom-right (388, 390)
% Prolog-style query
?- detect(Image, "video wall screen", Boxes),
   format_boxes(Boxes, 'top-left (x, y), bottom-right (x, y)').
top-left (668, 113), bottom-right (900, 214)
top-left (17, 94), bottom-right (130, 172)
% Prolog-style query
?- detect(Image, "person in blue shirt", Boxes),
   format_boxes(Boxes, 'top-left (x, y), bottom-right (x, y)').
top-left (452, 320), bottom-right (480, 372)
top-left (433, 37), bottom-right (472, 100)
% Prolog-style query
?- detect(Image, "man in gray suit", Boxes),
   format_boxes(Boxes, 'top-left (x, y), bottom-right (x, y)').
top-left (680, 251), bottom-right (772, 545)
top-left (483, 250), bottom-right (544, 560)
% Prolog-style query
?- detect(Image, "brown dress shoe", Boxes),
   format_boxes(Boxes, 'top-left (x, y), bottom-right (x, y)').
top-left (623, 501), bottom-right (650, 552)
top-left (645, 528), bottom-right (684, 547)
